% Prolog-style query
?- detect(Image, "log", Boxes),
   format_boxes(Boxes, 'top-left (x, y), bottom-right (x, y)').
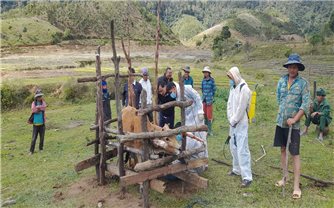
top-left (109, 142), bottom-right (143, 155)
top-left (140, 90), bottom-right (150, 208)
top-left (137, 100), bottom-right (193, 116)
top-left (153, 0), bottom-right (161, 125)
top-left (106, 163), bottom-right (166, 193)
top-left (77, 73), bottom-right (142, 83)
top-left (120, 158), bottom-right (208, 186)
top-left (96, 46), bottom-right (107, 185)
top-left (75, 148), bottom-right (118, 172)
top-left (110, 20), bottom-right (125, 195)
top-left (134, 146), bottom-right (206, 172)
top-left (150, 179), bottom-right (166, 194)
top-left (86, 134), bottom-right (116, 146)
top-left (105, 127), bottom-right (120, 134)
top-left (119, 125), bottom-right (208, 143)
top-left (179, 71), bottom-right (186, 151)
top-left (173, 171), bottom-right (208, 189)
top-left (90, 118), bottom-right (118, 130)
top-left (269, 165), bottom-right (334, 186)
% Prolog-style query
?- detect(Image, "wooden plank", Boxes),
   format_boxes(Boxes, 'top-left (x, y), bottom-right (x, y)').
top-left (173, 171), bottom-right (208, 189)
top-left (120, 158), bottom-right (208, 186)
top-left (119, 125), bottom-right (208, 143)
top-left (137, 100), bottom-right (193, 116)
top-left (75, 149), bottom-right (118, 172)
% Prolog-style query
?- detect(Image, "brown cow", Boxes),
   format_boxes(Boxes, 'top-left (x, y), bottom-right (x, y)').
top-left (122, 106), bottom-right (181, 168)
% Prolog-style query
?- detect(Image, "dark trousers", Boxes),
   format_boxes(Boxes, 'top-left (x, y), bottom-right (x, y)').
top-left (159, 112), bottom-right (174, 129)
top-left (30, 124), bottom-right (45, 153)
top-left (305, 115), bottom-right (330, 132)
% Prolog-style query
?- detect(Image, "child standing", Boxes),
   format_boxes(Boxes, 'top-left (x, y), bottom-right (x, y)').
top-left (29, 89), bottom-right (47, 155)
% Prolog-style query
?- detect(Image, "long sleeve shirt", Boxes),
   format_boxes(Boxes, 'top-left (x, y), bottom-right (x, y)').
top-left (276, 74), bottom-right (310, 129)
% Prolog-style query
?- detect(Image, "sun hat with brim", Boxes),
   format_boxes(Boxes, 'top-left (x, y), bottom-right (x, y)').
top-left (34, 90), bottom-right (44, 98)
top-left (316, 88), bottom-right (326, 96)
top-left (202, 66), bottom-right (211, 73)
top-left (183, 66), bottom-right (190, 73)
top-left (283, 53), bottom-right (305, 71)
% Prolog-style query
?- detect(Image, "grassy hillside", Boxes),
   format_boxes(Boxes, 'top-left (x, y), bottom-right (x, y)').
top-left (1, 17), bottom-right (63, 47)
top-left (171, 14), bottom-right (205, 43)
top-left (0, 1), bottom-right (179, 47)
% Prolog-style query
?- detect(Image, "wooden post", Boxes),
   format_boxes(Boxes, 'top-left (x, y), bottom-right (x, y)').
top-left (313, 80), bottom-right (317, 99)
top-left (179, 71), bottom-right (186, 151)
top-left (153, 0), bottom-right (161, 125)
top-left (110, 20), bottom-right (126, 195)
top-left (140, 90), bottom-right (150, 208)
top-left (94, 93), bottom-right (100, 179)
top-left (96, 46), bottom-right (106, 185)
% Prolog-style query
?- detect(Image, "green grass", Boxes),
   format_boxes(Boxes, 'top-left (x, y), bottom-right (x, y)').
top-left (1, 17), bottom-right (63, 47)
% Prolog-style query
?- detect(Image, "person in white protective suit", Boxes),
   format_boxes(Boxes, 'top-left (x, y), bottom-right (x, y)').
top-left (166, 82), bottom-right (208, 171)
top-left (227, 66), bottom-right (253, 187)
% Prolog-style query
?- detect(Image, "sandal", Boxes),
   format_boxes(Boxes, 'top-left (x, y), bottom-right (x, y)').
top-left (275, 179), bottom-right (286, 187)
top-left (292, 190), bottom-right (302, 199)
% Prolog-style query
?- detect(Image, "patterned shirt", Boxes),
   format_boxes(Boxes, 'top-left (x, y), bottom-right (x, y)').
top-left (201, 77), bottom-right (216, 105)
top-left (276, 74), bottom-right (310, 129)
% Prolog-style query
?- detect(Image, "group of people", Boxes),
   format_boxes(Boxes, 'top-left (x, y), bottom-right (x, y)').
top-left (28, 54), bottom-right (331, 199)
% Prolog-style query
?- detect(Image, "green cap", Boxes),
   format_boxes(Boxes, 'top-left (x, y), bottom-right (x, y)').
top-left (316, 88), bottom-right (326, 97)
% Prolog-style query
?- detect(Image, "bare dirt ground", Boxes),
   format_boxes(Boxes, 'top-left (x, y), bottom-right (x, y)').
top-left (53, 175), bottom-right (146, 208)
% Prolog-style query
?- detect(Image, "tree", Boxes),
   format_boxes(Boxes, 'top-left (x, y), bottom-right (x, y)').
top-left (244, 41), bottom-right (252, 61)
top-left (221, 26), bottom-right (231, 40)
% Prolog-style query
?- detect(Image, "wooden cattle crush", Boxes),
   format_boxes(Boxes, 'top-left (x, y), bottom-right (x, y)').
top-left (75, 20), bottom-right (208, 208)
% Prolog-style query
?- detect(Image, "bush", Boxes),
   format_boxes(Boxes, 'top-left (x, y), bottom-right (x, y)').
top-left (61, 79), bottom-right (95, 103)
top-left (51, 32), bottom-right (63, 44)
top-left (196, 40), bottom-right (202, 46)
top-left (23, 27), bottom-right (27, 32)
top-left (1, 83), bottom-right (31, 111)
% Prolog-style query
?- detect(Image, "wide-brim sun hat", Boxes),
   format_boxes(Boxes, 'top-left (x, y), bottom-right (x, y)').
top-left (202, 66), bottom-right (211, 73)
top-left (34, 92), bottom-right (44, 98)
top-left (283, 53), bottom-right (305, 71)
top-left (183, 66), bottom-right (190, 73)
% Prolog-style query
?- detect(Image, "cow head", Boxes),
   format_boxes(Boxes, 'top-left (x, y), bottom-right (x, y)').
top-left (152, 124), bottom-right (181, 155)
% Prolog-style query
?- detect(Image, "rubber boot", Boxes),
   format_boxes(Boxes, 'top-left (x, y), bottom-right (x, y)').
top-left (208, 121), bottom-right (213, 136)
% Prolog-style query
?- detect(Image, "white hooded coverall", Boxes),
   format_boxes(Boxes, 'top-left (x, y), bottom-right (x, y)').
top-left (175, 83), bottom-right (208, 159)
top-left (227, 67), bottom-right (252, 181)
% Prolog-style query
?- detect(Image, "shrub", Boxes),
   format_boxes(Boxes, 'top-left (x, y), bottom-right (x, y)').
top-left (23, 27), bottom-right (27, 32)
top-left (51, 32), bottom-right (63, 44)
top-left (1, 83), bottom-right (31, 111)
top-left (196, 40), bottom-right (202, 46)
top-left (61, 78), bottom-right (95, 103)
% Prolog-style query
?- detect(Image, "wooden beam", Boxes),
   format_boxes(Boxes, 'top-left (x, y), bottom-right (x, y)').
top-left (108, 142), bottom-right (143, 155)
top-left (119, 125), bottom-right (208, 143)
top-left (137, 100), bottom-right (193, 116)
top-left (90, 118), bottom-right (118, 130)
top-left (134, 146), bottom-right (205, 172)
top-left (106, 163), bottom-right (166, 193)
top-left (75, 149), bottom-right (118, 172)
top-left (86, 134), bottom-right (116, 146)
top-left (77, 73), bottom-right (142, 83)
top-left (173, 171), bottom-right (208, 189)
top-left (120, 158), bottom-right (208, 186)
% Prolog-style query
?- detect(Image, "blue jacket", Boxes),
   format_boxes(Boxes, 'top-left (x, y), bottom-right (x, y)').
top-left (201, 77), bottom-right (216, 105)
top-left (122, 82), bottom-right (142, 109)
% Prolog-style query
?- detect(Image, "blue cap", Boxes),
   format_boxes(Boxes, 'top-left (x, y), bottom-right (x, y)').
top-left (283, 53), bottom-right (305, 71)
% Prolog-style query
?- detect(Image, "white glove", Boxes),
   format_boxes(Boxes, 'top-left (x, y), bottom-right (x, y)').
top-left (197, 113), bottom-right (205, 122)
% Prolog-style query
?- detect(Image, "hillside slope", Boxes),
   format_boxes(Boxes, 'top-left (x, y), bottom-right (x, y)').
top-left (0, 1), bottom-right (179, 47)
